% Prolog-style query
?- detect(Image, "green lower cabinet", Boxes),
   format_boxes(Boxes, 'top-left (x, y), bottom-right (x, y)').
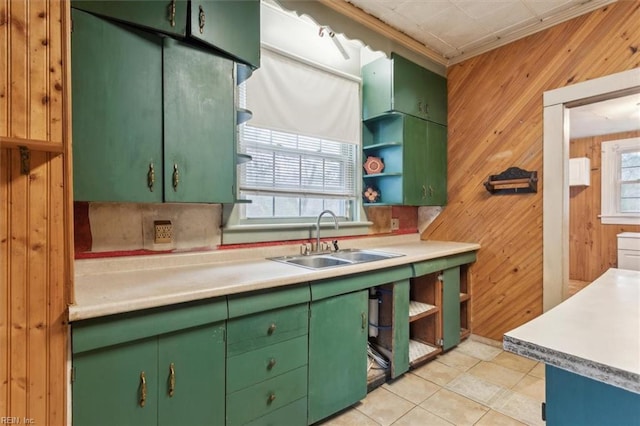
top-left (72, 322), bottom-right (225, 426)
top-left (158, 325), bottom-right (226, 426)
top-left (308, 290), bottom-right (368, 424)
top-left (73, 337), bottom-right (158, 426)
top-left (441, 267), bottom-right (461, 351)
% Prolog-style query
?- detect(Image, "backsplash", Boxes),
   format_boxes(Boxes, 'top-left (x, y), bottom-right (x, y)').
top-left (74, 202), bottom-right (441, 258)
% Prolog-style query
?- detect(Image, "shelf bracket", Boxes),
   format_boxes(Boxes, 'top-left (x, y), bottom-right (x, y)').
top-left (19, 146), bottom-right (30, 175)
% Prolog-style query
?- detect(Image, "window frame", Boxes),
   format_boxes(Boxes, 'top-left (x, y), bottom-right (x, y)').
top-left (600, 137), bottom-right (640, 225)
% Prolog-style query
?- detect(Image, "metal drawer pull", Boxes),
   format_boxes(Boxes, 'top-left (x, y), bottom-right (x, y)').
top-left (361, 312), bottom-right (366, 330)
top-left (147, 163), bottom-right (155, 192)
top-left (172, 163), bottom-right (179, 191)
top-left (267, 358), bottom-right (276, 370)
top-left (199, 5), bottom-right (205, 34)
top-left (422, 185), bottom-right (427, 198)
top-left (169, 363), bottom-right (176, 397)
top-left (168, 0), bottom-right (176, 27)
top-left (267, 393), bottom-right (276, 404)
top-left (267, 323), bottom-right (276, 335)
top-left (139, 372), bottom-right (147, 407)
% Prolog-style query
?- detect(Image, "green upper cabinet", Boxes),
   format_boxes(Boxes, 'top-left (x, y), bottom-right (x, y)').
top-left (308, 290), bottom-right (368, 424)
top-left (362, 113), bottom-right (447, 206)
top-left (72, 8), bottom-right (164, 202)
top-left (190, 0), bottom-right (260, 69)
top-left (71, 0), bottom-right (260, 68)
top-left (362, 53), bottom-right (447, 126)
top-left (70, 0), bottom-right (188, 37)
top-left (163, 38), bottom-right (235, 203)
top-left (72, 9), bottom-right (236, 203)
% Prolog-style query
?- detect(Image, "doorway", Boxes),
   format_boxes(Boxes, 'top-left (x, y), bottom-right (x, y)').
top-left (542, 68), bottom-right (640, 311)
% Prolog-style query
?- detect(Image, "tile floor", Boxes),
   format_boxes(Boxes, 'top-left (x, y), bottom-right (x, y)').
top-left (320, 339), bottom-right (546, 426)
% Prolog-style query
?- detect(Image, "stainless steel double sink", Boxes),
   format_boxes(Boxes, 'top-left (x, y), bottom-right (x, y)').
top-left (270, 248), bottom-right (404, 270)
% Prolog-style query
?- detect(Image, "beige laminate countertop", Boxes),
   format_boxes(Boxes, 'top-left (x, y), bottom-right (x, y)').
top-left (504, 268), bottom-right (640, 394)
top-left (70, 235), bottom-right (480, 321)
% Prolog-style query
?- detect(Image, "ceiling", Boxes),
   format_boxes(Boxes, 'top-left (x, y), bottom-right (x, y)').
top-left (345, 0), bottom-right (617, 64)
top-left (337, 0), bottom-right (636, 137)
top-left (570, 93), bottom-right (640, 139)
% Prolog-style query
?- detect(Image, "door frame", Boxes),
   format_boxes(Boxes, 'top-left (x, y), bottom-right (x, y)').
top-left (542, 67), bottom-right (640, 311)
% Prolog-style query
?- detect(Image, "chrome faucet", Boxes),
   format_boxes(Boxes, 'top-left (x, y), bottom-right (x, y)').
top-left (315, 209), bottom-right (339, 253)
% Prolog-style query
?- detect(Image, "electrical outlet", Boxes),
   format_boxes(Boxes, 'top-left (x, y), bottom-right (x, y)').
top-left (391, 218), bottom-right (400, 231)
top-left (154, 220), bottom-right (173, 244)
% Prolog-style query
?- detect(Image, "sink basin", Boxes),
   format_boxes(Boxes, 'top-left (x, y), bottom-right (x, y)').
top-left (270, 249), bottom-right (403, 270)
top-left (283, 255), bottom-right (351, 269)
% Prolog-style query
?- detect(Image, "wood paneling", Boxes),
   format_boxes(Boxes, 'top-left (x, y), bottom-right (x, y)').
top-left (569, 130), bottom-right (640, 282)
top-left (0, 1), bottom-right (71, 425)
top-left (421, 1), bottom-right (640, 340)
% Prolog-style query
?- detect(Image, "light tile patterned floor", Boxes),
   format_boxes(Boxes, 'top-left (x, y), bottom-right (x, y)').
top-left (320, 338), bottom-right (545, 426)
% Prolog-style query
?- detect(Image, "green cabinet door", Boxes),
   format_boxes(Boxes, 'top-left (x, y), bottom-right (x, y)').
top-left (72, 9), bottom-right (163, 202)
top-left (308, 291), bottom-right (368, 424)
top-left (71, 0), bottom-right (188, 37)
top-left (72, 338), bottom-right (158, 426)
top-left (441, 267), bottom-right (461, 351)
top-left (403, 115), bottom-right (429, 205)
top-left (424, 121), bottom-right (447, 205)
top-left (404, 118), bottom-right (447, 206)
top-left (158, 323), bottom-right (226, 426)
top-left (163, 37), bottom-right (236, 203)
top-left (190, 0), bottom-right (261, 68)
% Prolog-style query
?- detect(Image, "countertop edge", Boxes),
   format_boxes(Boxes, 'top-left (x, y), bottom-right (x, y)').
top-left (69, 240), bottom-right (480, 322)
top-left (504, 328), bottom-right (640, 395)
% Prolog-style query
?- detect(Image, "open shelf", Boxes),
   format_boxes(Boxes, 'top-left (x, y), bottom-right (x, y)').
top-left (363, 141), bottom-right (402, 151)
top-left (409, 339), bottom-right (440, 366)
top-left (460, 328), bottom-right (471, 339)
top-left (459, 292), bottom-right (470, 302)
top-left (409, 300), bottom-right (438, 322)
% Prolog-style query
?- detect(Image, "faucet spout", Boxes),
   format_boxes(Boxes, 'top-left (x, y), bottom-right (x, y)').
top-left (315, 209), bottom-right (339, 252)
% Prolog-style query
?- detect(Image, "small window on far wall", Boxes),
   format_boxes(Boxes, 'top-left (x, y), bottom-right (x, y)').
top-left (601, 137), bottom-right (640, 225)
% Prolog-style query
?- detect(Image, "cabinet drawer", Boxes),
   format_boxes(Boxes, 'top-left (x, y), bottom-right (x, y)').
top-left (227, 304), bottom-right (308, 356)
top-left (244, 397), bottom-right (307, 426)
top-left (227, 335), bottom-right (307, 393)
top-left (226, 366), bottom-right (307, 425)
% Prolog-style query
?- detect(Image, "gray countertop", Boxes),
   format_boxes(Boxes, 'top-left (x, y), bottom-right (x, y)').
top-left (71, 235), bottom-right (480, 321)
top-left (504, 268), bottom-right (640, 394)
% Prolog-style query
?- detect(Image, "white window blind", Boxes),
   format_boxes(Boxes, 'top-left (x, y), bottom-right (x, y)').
top-left (237, 47), bottom-right (360, 219)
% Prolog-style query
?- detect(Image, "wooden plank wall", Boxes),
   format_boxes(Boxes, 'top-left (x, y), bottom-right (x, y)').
top-left (569, 130), bottom-right (640, 282)
top-left (0, 1), bottom-right (71, 425)
top-left (422, 1), bottom-right (640, 340)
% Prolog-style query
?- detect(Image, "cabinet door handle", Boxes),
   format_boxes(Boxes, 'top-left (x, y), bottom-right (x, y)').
top-left (139, 372), bottom-right (147, 407)
top-left (429, 185), bottom-right (434, 197)
top-left (172, 163), bottom-right (180, 191)
top-left (267, 393), bottom-right (276, 404)
top-left (168, 0), bottom-right (176, 27)
top-left (422, 185), bottom-right (427, 199)
top-left (361, 312), bottom-right (366, 330)
top-left (147, 163), bottom-right (155, 192)
top-left (267, 323), bottom-right (276, 335)
top-left (267, 358), bottom-right (277, 370)
top-left (198, 5), bottom-right (205, 34)
top-left (168, 363), bottom-right (176, 397)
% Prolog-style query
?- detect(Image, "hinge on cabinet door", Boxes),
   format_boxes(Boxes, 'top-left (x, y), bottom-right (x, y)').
top-left (437, 274), bottom-right (443, 282)
top-left (19, 146), bottom-right (30, 175)
top-left (541, 402), bottom-right (546, 421)
top-left (437, 338), bottom-right (444, 347)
